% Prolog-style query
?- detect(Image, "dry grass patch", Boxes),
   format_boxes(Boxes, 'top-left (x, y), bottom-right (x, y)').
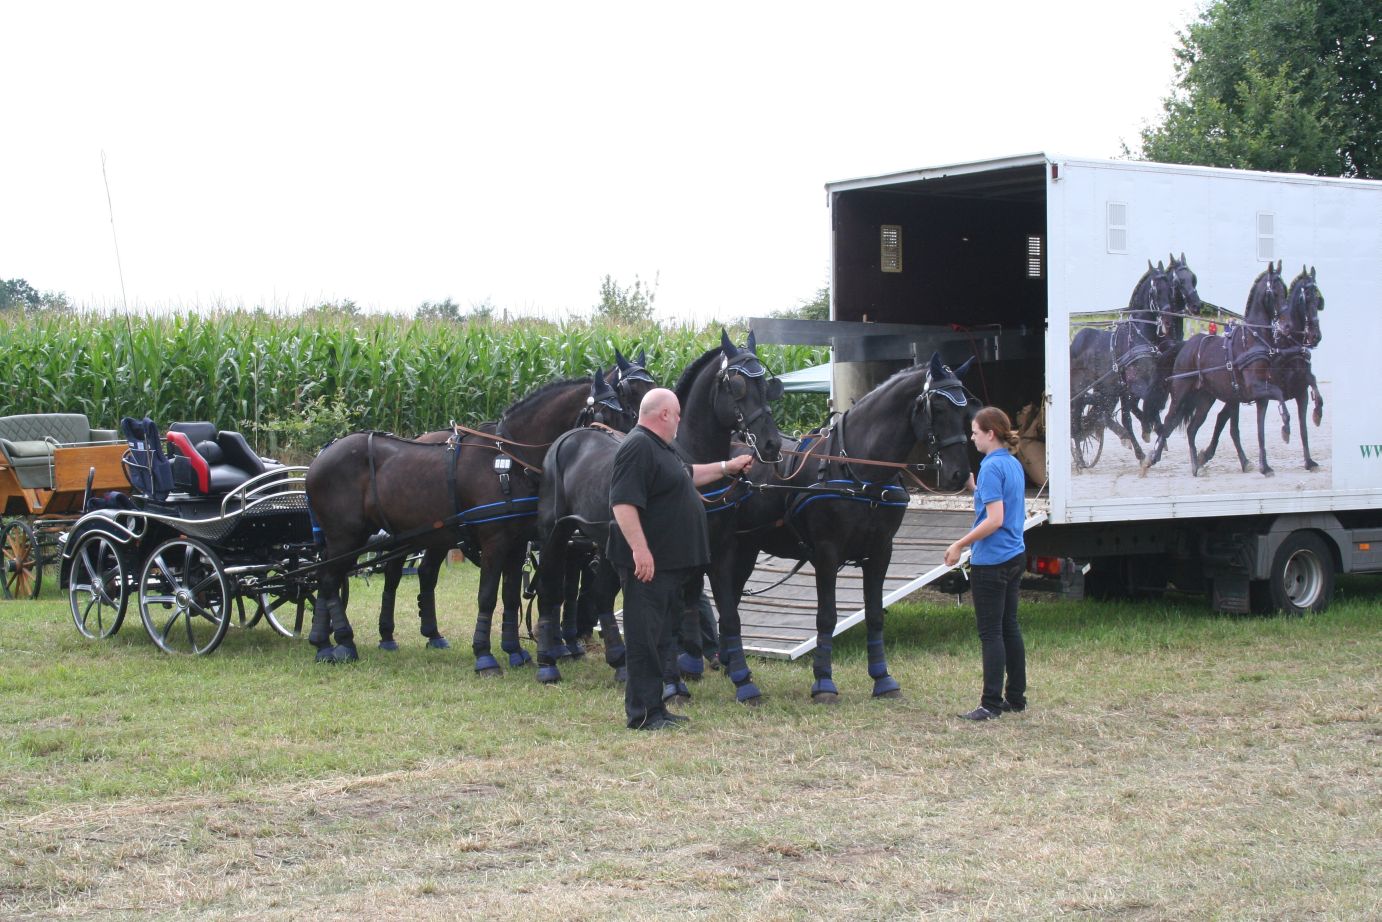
top-left (1, 568), bottom-right (1379, 919)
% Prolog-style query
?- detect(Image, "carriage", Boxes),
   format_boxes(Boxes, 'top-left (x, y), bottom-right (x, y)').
top-left (58, 419), bottom-right (329, 654)
top-left (1, 413), bottom-right (132, 600)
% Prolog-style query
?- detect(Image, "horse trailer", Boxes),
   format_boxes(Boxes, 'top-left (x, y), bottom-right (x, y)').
top-left (754, 154), bottom-right (1382, 613)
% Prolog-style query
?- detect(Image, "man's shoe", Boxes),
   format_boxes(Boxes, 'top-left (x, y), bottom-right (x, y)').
top-left (999, 700), bottom-right (1026, 713)
top-left (958, 706), bottom-right (1001, 721)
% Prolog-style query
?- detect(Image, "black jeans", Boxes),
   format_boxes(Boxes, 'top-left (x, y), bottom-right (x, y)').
top-left (970, 552), bottom-right (1027, 713)
top-left (617, 565), bottom-right (695, 728)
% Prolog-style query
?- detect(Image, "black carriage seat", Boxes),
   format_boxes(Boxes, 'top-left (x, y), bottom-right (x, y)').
top-left (165, 421), bottom-right (279, 496)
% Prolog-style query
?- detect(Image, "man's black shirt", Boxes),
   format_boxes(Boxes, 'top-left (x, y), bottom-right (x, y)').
top-left (607, 425), bottom-right (710, 571)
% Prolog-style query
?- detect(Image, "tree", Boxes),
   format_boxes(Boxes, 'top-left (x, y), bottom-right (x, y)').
top-left (415, 297), bottom-right (463, 322)
top-left (1133, 0), bottom-right (1379, 178)
top-left (773, 285), bottom-right (830, 321)
top-left (593, 273), bottom-right (658, 324)
top-left (1, 278), bottom-right (72, 313)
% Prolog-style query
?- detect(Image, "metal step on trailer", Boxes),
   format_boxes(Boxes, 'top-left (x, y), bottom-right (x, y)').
top-left (615, 494), bottom-right (1049, 661)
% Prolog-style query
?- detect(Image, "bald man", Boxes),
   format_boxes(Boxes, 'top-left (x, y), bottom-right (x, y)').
top-left (609, 388), bottom-right (752, 730)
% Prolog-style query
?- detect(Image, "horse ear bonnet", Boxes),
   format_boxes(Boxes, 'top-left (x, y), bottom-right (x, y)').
top-left (614, 349), bottom-right (630, 371)
top-left (720, 328), bottom-right (738, 358)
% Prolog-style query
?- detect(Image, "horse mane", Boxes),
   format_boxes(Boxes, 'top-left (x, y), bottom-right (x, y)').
top-left (501, 376), bottom-right (591, 419)
top-left (673, 347), bottom-right (723, 405)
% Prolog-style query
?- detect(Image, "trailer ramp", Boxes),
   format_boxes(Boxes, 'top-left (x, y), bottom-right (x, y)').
top-left (730, 501), bottom-right (1049, 659)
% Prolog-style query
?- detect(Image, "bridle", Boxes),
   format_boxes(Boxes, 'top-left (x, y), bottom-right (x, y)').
top-left (912, 375), bottom-right (977, 459)
top-left (717, 352), bottom-right (783, 463)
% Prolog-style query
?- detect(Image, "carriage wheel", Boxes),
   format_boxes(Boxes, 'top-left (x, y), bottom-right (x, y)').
top-left (68, 531), bottom-right (130, 639)
top-left (262, 578), bottom-right (347, 639)
top-left (230, 592), bottom-right (265, 630)
top-left (138, 537), bottom-right (231, 655)
top-left (1, 519), bottom-right (43, 600)
top-left (1072, 406), bottom-right (1105, 470)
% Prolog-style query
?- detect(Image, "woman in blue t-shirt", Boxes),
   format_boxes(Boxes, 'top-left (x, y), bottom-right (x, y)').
top-left (943, 406), bottom-right (1027, 721)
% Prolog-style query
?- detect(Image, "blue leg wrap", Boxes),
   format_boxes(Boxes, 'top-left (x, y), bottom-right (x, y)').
top-left (378, 639), bottom-right (400, 652)
top-left (867, 634), bottom-right (899, 696)
top-left (677, 652), bottom-right (704, 679)
top-left (873, 674), bottom-right (902, 697)
top-left (501, 638), bottom-right (532, 667)
top-left (663, 681), bottom-right (690, 702)
top-left (537, 664), bottom-right (561, 684)
top-left (474, 653), bottom-right (501, 673)
top-left (549, 642), bottom-right (573, 661)
top-left (426, 636), bottom-right (450, 650)
top-left (719, 636), bottom-right (761, 702)
top-left (812, 677), bottom-right (840, 697)
top-left (562, 628), bottom-right (586, 659)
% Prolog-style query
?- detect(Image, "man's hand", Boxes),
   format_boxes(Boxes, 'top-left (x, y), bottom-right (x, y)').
top-left (632, 547), bottom-right (655, 582)
top-left (726, 454), bottom-right (753, 476)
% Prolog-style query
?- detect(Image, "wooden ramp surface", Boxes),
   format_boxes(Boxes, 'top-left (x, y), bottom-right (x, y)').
top-left (731, 506), bottom-right (974, 659)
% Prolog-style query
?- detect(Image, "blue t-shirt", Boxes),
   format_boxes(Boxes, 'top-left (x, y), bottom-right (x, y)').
top-left (971, 448), bottom-right (1026, 565)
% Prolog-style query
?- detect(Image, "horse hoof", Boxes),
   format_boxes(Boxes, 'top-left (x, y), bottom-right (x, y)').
top-left (1261, 468), bottom-right (1275, 478)
top-left (739, 693), bottom-right (763, 708)
top-left (811, 692), bottom-right (840, 705)
top-left (426, 636), bottom-right (450, 650)
top-left (1306, 461), bottom-right (1320, 472)
top-left (874, 688), bottom-right (903, 700)
top-left (507, 650), bottom-right (533, 668)
top-left (537, 665), bottom-right (562, 684)
top-left (378, 640), bottom-right (399, 652)
top-left (477, 667), bottom-right (503, 678)
top-left (314, 646), bottom-right (337, 663)
top-left (474, 653), bottom-right (501, 675)
top-left (734, 682), bottom-right (762, 704)
top-left (566, 643), bottom-right (587, 661)
top-left (331, 644), bottom-right (359, 664)
top-left (614, 666), bottom-right (628, 684)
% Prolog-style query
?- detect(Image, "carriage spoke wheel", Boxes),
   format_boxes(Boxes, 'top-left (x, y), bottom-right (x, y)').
top-left (2, 519), bottom-right (43, 600)
top-left (230, 592), bottom-right (265, 630)
top-left (1072, 406), bottom-right (1105, 470)
top-left (138, 537), bottom-right (231, 655)
top-left (68, 531), bottom-right (129, 639)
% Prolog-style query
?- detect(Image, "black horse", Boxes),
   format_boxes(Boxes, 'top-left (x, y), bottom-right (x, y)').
top-left (692, 352), bottom-right (976, 703)
top-left (531, 331), bottom-right (785, 688)
top-left (1127, 253), bottom-right (1206, 441)
top-left (1193, 265), bottom-right (1325, 475)
top-left (304, 374), bottom-right (631, 665)
top-left (1141, 262), bottom-right (1290, 478)
top-left (371, 358), bottom-right (652, 656)
top-left (1070, 262), bottom-right (1176, 465)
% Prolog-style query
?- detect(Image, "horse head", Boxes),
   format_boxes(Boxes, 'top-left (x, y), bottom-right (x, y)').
top-left (611, 347), bottom-right (657, 413)
top-left (714, 328), bottom-right (784, 462)
top-left (582, 366), bottom-right (637, 432)
top-left (1167, 252), bottom-right (1205, 320)
top-left (1285, 265), bottom-right (1324, 348)
top-left (1135, 260), bottom-right (1176, 341)
top-left (1247, 259), bottom-right (1288, 330)
top-left (913, 353), bottom-right (978, 490)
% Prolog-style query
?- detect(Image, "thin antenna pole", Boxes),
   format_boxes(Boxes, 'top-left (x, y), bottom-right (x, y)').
top-left (101, 150), bottom-right (129, 312)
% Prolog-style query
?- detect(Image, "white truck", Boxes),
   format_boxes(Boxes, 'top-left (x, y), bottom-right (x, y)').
top-left (758, 154), bottom-right (1382, 614)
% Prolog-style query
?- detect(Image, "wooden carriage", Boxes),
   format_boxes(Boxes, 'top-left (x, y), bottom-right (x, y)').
top-left (0, 413), bottom-right (130, 599)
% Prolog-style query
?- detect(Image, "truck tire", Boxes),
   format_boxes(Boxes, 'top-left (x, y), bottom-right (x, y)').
top-left (1256, 531), bottom-right (1335, 615)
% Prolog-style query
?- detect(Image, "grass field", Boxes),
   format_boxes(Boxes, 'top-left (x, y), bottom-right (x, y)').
top-left (1, 564), bottom-right (1379, 920)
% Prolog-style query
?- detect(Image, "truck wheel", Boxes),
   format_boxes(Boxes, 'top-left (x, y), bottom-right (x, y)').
top-left (1261, 531), bottom-right (1335, 615)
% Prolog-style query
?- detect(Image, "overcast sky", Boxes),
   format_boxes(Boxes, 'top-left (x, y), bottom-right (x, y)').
top-left (2, 1), bottom-right (1198, 322)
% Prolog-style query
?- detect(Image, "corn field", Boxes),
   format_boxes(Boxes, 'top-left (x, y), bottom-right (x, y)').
top-left (0, 311), bottom-right (828, 460)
